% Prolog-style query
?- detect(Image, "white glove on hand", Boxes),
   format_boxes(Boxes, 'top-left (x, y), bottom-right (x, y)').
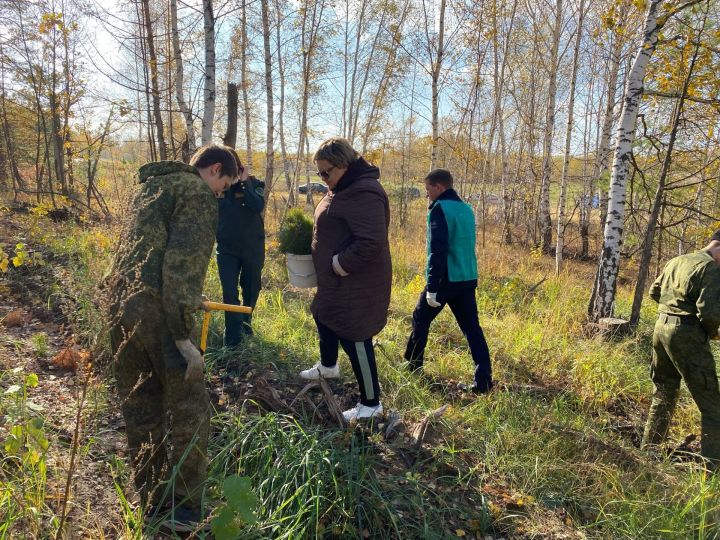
top-left (175, 339), bottom-right (204, 382)
top-left (426, 291), bottom-right (441, 308)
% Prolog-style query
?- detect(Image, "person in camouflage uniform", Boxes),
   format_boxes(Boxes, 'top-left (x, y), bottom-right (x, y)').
top-left (108, 145), bottom-right (237, 529)
top-left (641, 234), bottom-right (720, 471)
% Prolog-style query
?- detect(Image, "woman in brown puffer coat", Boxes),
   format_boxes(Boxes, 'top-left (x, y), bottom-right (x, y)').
top-left (299, 137), bottom-right (392, 421)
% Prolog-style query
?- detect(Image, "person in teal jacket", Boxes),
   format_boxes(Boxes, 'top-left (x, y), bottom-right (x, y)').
top-left (216, 152), bottom-right (265, 346)
top-left (404, 168), bottom-right (493, 393)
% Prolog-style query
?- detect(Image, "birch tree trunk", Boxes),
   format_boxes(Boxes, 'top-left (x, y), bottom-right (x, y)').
top-left (555, 0), bottom-right (586, 274)
top-left (49, 15), bottom-right (67, 195)
top-left (588, 0), bottom-right (664, 321)
top-left (296, 0), bottom-right (326, 206)
top-left (170, 0), bottom-right (195, 158)
top-left (629, 20), bottom-right (703, 327)
top-left (538, 0), bottom-right (562, 253)
top-left (261, 0), bottom-right (274, 202)
top-left (429, 0), bottom-right (446, 170)
top-left (582, 1), bottom-right (629, 258)
top-left (201, 0), bottom-right (216, 145)
top-left (141, 0), bottom-right (167, 159)
top-left (274, 0), bottom-right (293, 206)
top-left (240, 0), bottom-right (252, 167)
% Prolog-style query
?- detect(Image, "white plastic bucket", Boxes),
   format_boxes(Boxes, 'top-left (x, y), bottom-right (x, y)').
top-left (286, 253), bottom-right (317, 288)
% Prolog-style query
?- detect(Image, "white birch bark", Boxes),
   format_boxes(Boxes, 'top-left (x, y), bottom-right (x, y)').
top-left (274, 0), bottom-right (293, 205)
top-left (430, 0), bottom-right (446, 170)
top-left (201, 0), bottom-right (215, 145)
top-left (240, 0), bottom-right (252, 167)
top-left (538, 0), bottom-right (562, 253)
top-left (260, 0), bottom-right (274, 201)
top-left (589, 0), bottom-right (663, 321)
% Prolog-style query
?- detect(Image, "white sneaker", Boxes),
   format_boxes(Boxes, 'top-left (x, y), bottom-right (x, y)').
top-left (342, 402), bottom-right (383, 422)
top-left (299, 361), bottom-right (340, 380)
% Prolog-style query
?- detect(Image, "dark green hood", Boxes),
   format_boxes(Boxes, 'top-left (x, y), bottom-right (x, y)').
top-left (138, 161), bottom-right (198, 183)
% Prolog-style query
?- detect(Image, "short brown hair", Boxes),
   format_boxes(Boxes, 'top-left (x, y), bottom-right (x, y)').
top-left (313, 137), bottom-right (360, 168)
top-left (190, 144), bottom-right (239, 178)
top-left (425, 168), bottom-right (453, 188)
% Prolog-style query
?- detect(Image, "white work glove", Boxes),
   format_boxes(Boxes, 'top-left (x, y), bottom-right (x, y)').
top-left (426, 291), bottom-right (441, 308)
top-left (175, 339), bottom-right (204, 382)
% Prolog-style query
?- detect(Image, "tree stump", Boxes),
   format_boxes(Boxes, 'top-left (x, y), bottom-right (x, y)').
top-left (586, 317), bottom-right (631, 339)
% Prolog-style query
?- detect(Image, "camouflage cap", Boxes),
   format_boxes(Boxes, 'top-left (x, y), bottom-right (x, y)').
top-left (711, 229), bottom-right (720, 243)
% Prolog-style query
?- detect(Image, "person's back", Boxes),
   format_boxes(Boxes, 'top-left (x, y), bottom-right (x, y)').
top-left (112, 160), bottom-right (218, 340)
top-left (650, 250), bottom-right (720, 336)
top-left (642, 241), bottom-right (720, 472)
top-left (426, 190), bottom-right (477, 287)
top-left (108, 147), bottom-right (237, 533)
top-left (405, 168), bottom-right (492, 394)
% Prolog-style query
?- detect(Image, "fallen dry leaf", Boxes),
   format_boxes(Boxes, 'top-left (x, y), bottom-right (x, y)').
top-left (4, 310), bottom-right (25, 327)
top-left (52, 347), bottom-right (88, 371)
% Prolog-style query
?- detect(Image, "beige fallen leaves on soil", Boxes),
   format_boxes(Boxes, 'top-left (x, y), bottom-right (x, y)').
top-left (52, 347), bottom-right (90, 371)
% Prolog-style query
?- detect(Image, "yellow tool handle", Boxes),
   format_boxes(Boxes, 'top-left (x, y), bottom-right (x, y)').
top-left (201, 301), bottom-right (253, 314)
top-left (200, 311), bottom-right (211, 354)
top-left (199, 301), bottom-right (253, 354)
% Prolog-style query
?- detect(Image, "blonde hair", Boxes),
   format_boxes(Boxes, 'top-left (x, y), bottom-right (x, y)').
top-left (313, 137), bottom-right (360, 168)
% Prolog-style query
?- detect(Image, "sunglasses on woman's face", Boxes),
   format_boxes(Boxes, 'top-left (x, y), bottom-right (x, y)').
top-left (317, 165), bottom-right (335, 179)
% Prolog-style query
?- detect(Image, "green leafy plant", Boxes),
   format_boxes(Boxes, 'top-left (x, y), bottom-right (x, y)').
top-left (277, 208), bottom-right (313, 255)
top-left (30, 333), bottom-right (49, 358)
top-left (1, 370), bottom-right (49, 538)
top-left (211, 475), bottom-right (258, 539)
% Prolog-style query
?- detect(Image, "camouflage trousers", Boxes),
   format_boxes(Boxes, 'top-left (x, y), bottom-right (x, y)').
top-left (110, 293), bottom-right (210, 509)
top-left (641, 313), bottom-right (720, 470)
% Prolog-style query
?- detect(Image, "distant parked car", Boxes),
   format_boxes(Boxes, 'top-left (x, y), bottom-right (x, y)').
top-left (298, 182), bottom-right (328, 194)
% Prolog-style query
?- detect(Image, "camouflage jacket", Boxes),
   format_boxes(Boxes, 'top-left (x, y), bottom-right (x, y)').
top-left (111, 161), bottom-right (218, 340)
top-left (649, 250), bottom-right (720, 338)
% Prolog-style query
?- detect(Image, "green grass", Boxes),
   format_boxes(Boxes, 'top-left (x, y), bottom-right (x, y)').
top-left (2, 202), bottom-right (720, 538)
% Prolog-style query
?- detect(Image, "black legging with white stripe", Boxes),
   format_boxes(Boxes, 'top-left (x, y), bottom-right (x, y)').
top-left (315, 317), bottom-right (380, 407)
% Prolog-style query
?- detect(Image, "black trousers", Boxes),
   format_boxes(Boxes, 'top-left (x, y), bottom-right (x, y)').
top-left (315, 317), bottom-right (380, 407)
top-left (404, 285), bottom-right (492, 392)
top-left (217, 251), bottom-right (264, 347)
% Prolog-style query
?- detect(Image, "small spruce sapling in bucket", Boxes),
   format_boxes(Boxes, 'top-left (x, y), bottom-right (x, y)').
top-left (278, 208), bottom-right (317, 288)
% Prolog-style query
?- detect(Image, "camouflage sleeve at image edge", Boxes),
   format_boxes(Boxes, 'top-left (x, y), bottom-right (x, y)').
top-left (696, 262), bottom-right (720, 338)
top-left (162, 178), bottom-right (218, 340)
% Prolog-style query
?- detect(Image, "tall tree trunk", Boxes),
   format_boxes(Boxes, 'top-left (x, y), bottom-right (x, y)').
top-left (582, 0), bottom-right (629, 258)
top-left (274, 0), bottom-right (293, 206)
top-left (588, 0), bottom-right (664, 321)
top-left (222, 82), bottom-right (239, 148)
top-left (201, 0), bottom-right (216, 145)
top-left (49, 15), bottom-right (67, 196)
top-left (170, 0), bottom-right (196, 159)
top-left (0, 48), bottom-right (26, 197)
top-left (538, 0), bottom-right (562, 253)
top-left (141, 0), bottom-right (168, 159)
top-left (629, 21), bottom-right (703, 327)
top-left (555, 0), bottom-right (586, 274)
top-left (429, 0), bottom-right (447, 170)
top-left (297, 0), bottom-right (325, 206)
top-left (240, 0), bottom-right (252, 167)
top-left (261, 0), bottom-right (274, 203)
